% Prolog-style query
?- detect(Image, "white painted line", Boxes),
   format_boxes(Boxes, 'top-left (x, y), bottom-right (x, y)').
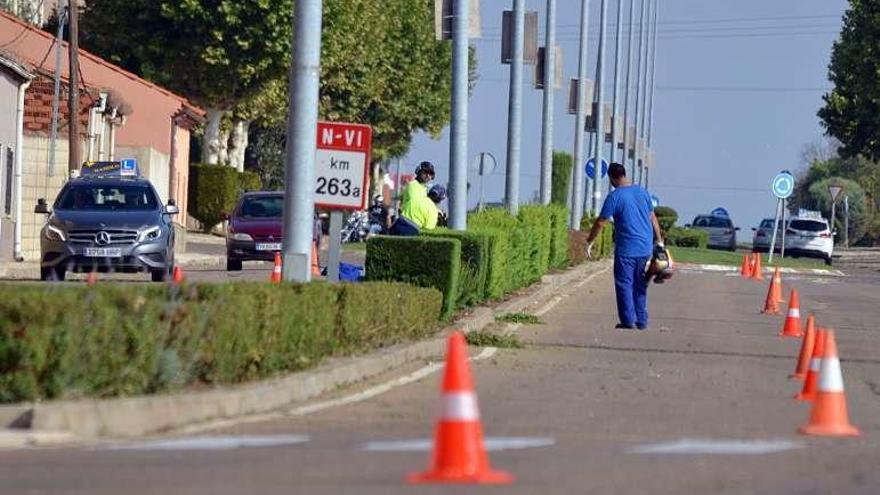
top-left (103, 434), bottom-right (310, 451)
top-left (287, 346), bottom-right (498, 417)
top-left (628, 439), bottom-right (803, 455)
top-left (361, 436), bottom-right (556, 452)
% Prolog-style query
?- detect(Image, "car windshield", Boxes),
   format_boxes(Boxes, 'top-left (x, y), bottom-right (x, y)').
top-left (790, 220), bottom-right (827, 232)
top-left (760, 219), bottom-right (776, 229)
top-left (239, 196), bottom-right (283, 218)
top-left (56, 184), bottom-right (159, 211)
top-left (694, 216), bottom-right (732, 228)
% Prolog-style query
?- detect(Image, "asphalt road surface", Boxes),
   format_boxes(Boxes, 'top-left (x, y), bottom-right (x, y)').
top-left (2, 266), bottom-right (879, 494)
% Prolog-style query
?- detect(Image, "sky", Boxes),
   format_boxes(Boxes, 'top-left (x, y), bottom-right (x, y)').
top-left (401, 0), bottom-right (850, 229)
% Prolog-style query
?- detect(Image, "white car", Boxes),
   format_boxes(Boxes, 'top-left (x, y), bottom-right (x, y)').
top-left (784, 214), bottom-right (834, 265)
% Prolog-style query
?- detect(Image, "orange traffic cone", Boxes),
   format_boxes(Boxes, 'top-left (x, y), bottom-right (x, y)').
top-left (750, 253), bottom-right (764, 281)
top-left (791, 315), bottom-right (817, 380)
top-left (172, 266), bottom-right (185, 284)
top-left (799, 330), bottom-right (860, 437)
top-left (761, 272), bottom-right (781, 315)
top-left (271, 252), bottom-right (283, 283)
top-left (780, 289), bottom-right (804, 338)
top-left (311, 242), bottom-right (321, 277)
top-left (408, 332), bottom-right (513, 485)
top-left (740, 254), bottom-right (753, 278)
top-left (796, 328), bottom-right (827, 401)
top-left (772, 267), bottom-right (784, 304)
top-left (86, 271), bottom-right (98, 286)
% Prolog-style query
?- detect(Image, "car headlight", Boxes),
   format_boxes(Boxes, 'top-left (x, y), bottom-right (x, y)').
top-left (44, 224), bottom-right (66, 242)
top-left (138, 226), bottom-right (162, 242)
top-left (230, 232), bottom-right (253, 242)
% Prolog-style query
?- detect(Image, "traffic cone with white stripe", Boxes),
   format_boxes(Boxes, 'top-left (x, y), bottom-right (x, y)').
top-left (271, 252), bottom-right (282, 283)
top-left (780, 289), bottom-right (803, 338)
top-left (740, 254), bottom-right (753, 278)
top-left (772, 267), bottom-right (785, 304)
top-left (799, 330), bottom-right (860, 436)
top-left (795, 328), bottom-right (826, 401)
top-left (409, 332), bottom-right (513, 485)
top-left (791, 314), bottom-right (817, 380)
top-left (750, 253), bottom-right (764, 281)
top-left (761, 272), bottom-right (781, 315)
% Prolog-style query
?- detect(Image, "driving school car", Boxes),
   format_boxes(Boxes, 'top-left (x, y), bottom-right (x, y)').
top-left (35, 161), bottom-right (179, 281)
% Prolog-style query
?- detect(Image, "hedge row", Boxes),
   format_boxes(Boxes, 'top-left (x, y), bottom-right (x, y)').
top-left (366, 205), bottom-right (573, 316)
top-left (580, 214), bottom-right (615, 259)
top-left (666, 227), bottom-right (709, 248)
top-left (188, 164), bottom-right (264, 232)
top-left (0, 282), bottom-right (441, 403)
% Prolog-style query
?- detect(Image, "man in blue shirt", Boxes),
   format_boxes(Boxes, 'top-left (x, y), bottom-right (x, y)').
top-left (586, 163), bottom-right (664, 330)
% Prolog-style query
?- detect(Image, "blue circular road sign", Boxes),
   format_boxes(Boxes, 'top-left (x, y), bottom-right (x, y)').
top-left (650, 195), bottom-right (660, 208)
top-left (772, 172), bottom-right (795, 199)
top-left (585, 158), bottom-right (609, 180)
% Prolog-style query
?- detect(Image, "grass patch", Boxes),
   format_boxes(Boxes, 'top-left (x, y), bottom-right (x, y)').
top-left (495, 312), bottom-right (543, 325)
top-left (669, 247), bottom-right (828, 270)
top-left (465, 331), bottom-right (524, 349)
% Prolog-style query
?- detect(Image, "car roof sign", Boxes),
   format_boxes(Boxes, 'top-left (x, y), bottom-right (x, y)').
top-left (81, 159), bottom-right (139, 178)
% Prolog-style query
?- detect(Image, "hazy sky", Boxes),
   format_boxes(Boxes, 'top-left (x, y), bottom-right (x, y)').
top-left (401, 0), bottom-right (849, 228)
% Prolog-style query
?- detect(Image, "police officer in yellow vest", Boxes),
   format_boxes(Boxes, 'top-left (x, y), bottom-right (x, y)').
top-left (393, 161), bottom-right (438, 235)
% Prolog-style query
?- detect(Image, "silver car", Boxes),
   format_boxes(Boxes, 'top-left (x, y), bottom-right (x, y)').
top-left (689, 215), bottom-right (738, 251)
top-left (752, 218), bottom-right (784, 253)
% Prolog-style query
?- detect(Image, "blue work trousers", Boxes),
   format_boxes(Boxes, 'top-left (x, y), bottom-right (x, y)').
top-left (613, 255), bottom-right (651, 328)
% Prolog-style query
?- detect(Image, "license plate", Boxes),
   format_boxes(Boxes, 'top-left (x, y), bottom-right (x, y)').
top-left (255, 242), bottom-right (282, 252)
top-left (84, 247), bottom-right (122, 258)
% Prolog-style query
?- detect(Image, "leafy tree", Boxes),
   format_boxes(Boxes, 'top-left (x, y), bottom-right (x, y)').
top-left (653, 206), bottom-right (678, 233)
top-left (551, 151), bottom-right (573, 206)
top-left (804, 177), bottom-right (869, 244)
top-left (818, 1), bottom-right (880, 160)
top-left (81, 0), bottom-right (293, 164)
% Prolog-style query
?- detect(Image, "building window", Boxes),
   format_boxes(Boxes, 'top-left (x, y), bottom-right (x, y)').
top-left (5, 147), bottom-right (13, 216)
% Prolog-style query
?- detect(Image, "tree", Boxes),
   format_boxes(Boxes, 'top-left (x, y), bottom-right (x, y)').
top-left (804, 177), bottom-right (870, 244)
top-left (551, 151), bottom-right (573, 206)
top-left (818, 1), bottom-right (880, 161)
top-left (81, 0), bottom-right (293, 164)
top-left (0, 0), bottom-right (42, 25)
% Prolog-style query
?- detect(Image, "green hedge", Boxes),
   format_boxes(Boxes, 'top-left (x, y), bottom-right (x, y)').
top-left (518, 205), bottom-right (553, 281)
top-left (423, 229), bottom-right (490, 307)
top-left (365, 236), bottom-right (461, 319)
top-left (468, 226), bottom-right (508, 300)
top-left (666, 227), bottom-right (708, 248)
top-left (188, 164), bottom-right (265, 232)
top-left (551, 151), bottom-right (573, 206)
top-left (580, 214), bottom-right (614, 259)
top-left (547, 204), bottom-right (570, 269)
top-left (0, 282), bottom-right (441, 403)
top-left (654, 206), bottom-right (678, 234)
top-left (469, 209), bottom-right (533, 291)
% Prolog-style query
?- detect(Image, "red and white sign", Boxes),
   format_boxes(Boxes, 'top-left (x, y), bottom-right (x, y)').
top-left (315, 121), bottom-right (373, 210)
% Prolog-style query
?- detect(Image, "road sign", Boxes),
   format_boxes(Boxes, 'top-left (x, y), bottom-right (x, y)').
top-left (772, 171), bottom-right (795, 199)
top-left (650, 195), bottom-right (660, 208)
top-left (585, 158), bottom-right (608, 180)
top-left (711, 207), bottom-right (729, 218)
top-left (828, 183), bottom-right (844, 202)
top-left (120, 158), bottom-right (137, 177)
top-left (315, 121), bottom-right (373, 210)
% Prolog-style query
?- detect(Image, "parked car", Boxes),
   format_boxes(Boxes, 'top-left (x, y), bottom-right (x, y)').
top-left (752, 218), bottom-right (784, 253)
top-left (225, 192), bottom-right (284, 271)
top-left (35, 173), bottom-right (179, 282)
top-left (689, 214), bottom-right (739, 251)
top-left (784, 212), bottom-right (834, 265)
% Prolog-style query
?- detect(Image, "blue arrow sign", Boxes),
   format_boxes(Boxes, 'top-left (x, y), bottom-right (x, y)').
top-left (650, 195), bottom-right (660, 208)
top-left (585, 158), bottom-right (609, 180)
top-left (772, 171), bottom-right (795, 199)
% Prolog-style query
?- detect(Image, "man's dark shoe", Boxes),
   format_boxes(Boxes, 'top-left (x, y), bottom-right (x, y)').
top-left (636, 324), bottom-right (648, 331)
top-left (615, 323), bottom-right (635, 330)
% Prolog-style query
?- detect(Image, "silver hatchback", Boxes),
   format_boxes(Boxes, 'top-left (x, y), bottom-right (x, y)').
top-left (689, 215), bottom-right (738, 251)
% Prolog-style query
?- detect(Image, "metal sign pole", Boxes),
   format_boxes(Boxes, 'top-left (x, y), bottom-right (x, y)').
top-left (327, 211), bottom-right (343, 283)
top-left (780, 198), bottom-right (787, 260)
top-left (768, 198), bottom-right (781, 264)
top-left (844, 195), bottom-right (850, 248)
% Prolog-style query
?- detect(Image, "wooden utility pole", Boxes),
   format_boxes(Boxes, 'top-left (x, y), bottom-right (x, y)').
top-left (68, 0), bottom-right (80, 174)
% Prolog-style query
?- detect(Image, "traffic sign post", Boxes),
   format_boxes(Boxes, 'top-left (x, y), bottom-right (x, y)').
top-left (769, 171), bottom-right (795, 263)
top-left (585, 157), bottom-right (608, 180)
top-left (315, 121), bottom-right (373, 283)
top-left (829, 183), bottom-right (844, 245)
top-left (472, 152), bottom-right (498, 212)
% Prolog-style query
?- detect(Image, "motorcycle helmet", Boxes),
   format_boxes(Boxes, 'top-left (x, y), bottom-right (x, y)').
top-left (372, 194), bottom-right (384, 205)
top-left (645, 245), bottom-right (674, 284)
top-left (415, 161), bottom-right (436, 179)
top-left (428, 184), bottom-right (447, 203)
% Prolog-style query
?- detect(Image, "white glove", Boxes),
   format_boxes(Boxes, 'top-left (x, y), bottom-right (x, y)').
top-left (585, 242), bottom-right (594, 261)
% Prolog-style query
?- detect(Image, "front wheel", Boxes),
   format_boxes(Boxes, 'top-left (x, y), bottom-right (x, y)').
top-left (151, 267), bottom-right (171, 282)
top-left (227, 258), bottom-right (243, 271)
top-left (40, 265), bottom-right (65, 281)
top-left (824, 255), bottom-right (833, 266)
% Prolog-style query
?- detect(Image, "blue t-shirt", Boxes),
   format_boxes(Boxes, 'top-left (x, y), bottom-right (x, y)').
top-left (599, 184), bottom-right (654, 258)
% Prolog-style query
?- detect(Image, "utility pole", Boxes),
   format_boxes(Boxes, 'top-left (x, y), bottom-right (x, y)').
top-left (621, 0), bottom-right (636, 180)
top-left (645, 0), bottom-right (659, 186)
top-left (637, 0), bottom-right (652, 185)
top-left (631, 0), bottom-right (647, 182)
top-left (449, 0), bottom-right (469, 229)
top-left (609, 0), bottom-right (624, 165)
top-left (590, 0), bottom-right (609, 215)
top-left (505, 0), bottom-right (525, 216)
top-left (570, 0), bottom-right (591, 229)
top-left (67, 0), bottom-right (80, 175)
top-left (538, 0), bottom-right (557, 205)
top-left (49, 0), bottom-right (67, 178)
top-left (281, 0), bottom-right (323, 282)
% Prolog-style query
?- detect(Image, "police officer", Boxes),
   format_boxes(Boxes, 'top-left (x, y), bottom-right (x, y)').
top-left (391, 161), bottom-right (438, 235)
top-left (586, 163), bottom-right (664, 330)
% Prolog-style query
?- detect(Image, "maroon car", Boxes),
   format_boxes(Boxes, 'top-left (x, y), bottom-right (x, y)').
top-left (225, 192), bottom-right (284, 271)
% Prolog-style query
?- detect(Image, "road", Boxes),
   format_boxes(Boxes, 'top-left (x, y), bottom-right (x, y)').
top-left (1, 267), bottom-right (878, 494)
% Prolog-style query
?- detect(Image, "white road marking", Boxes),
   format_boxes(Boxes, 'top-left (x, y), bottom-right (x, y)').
top-left (103, 434), bottom-right (310, 451)
top-left (361, 436), bottom-right (556, 452)
top-left (628, 439), bottom-right (803, 455)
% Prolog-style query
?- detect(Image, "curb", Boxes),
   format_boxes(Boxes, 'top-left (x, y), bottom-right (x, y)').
top-left (3, 261), bottom-right (610, 442)
top-left (0, 255), bottom-right (227, 280)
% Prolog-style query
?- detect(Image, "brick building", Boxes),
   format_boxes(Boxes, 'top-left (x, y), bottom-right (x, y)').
top-left (0, 10), bottom-right (203, 262)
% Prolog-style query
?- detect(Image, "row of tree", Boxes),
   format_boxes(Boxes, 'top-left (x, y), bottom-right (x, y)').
top-left (78, 0), bottom-right (458, 176)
